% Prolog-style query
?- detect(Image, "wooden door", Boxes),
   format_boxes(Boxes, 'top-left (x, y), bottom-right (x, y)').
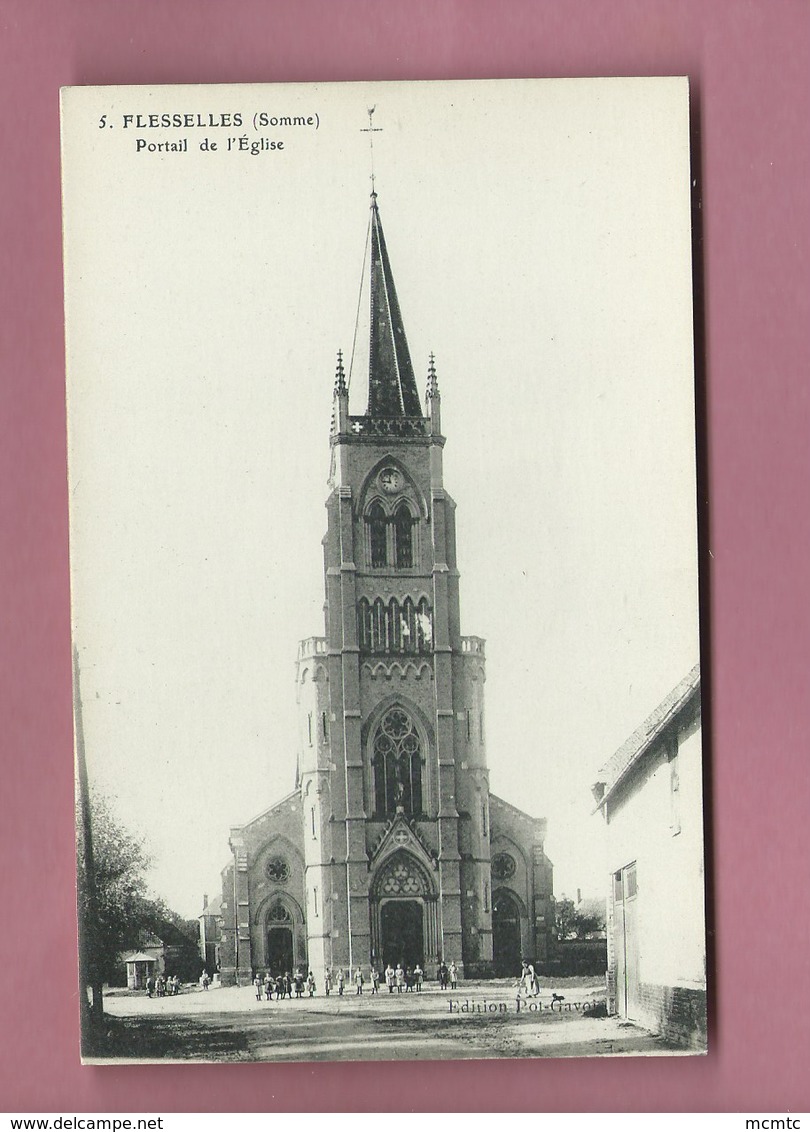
top-left (614, 862), bottom-right (640, 1019)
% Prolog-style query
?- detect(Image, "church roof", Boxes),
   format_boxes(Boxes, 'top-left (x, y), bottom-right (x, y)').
top-left (489, 792), bottom-right (546, 830)
top-left (234, 788), bottom-right (300, 831)
top-left (366, 192), bottom-right (423, 419)
top-left (591, 664), bottom-right (701, 811)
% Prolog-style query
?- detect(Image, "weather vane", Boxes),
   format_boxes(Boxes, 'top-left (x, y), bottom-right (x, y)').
top-left (360, 106), bottom-right (383, 191)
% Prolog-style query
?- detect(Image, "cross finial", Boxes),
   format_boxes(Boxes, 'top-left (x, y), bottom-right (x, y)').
top-left (360, 106), bottom-right (383, 193)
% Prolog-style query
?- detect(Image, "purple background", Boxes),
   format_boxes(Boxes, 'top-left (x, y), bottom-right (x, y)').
top-left (2, 0), bottom-right (808, 1112)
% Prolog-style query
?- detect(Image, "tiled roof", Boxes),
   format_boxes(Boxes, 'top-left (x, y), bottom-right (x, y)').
top-left (592, 664), bottom-right (701, 809)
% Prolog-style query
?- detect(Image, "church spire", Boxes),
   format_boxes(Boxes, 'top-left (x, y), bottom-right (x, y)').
top-left (366, 192), bottom-right (423, 419)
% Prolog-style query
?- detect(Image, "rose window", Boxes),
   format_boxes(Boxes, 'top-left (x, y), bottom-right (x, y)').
top-left (491, 852), bottom-right (516, 881)
top-left (265, 856), bottom-right (291, 884)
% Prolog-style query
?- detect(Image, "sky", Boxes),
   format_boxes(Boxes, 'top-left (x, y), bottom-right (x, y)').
top-left (62, 78), bottom-right (699, 917)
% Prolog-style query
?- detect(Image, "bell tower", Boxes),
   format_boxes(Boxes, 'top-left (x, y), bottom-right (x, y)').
top-left (297, 190), bottom-right (494, 983)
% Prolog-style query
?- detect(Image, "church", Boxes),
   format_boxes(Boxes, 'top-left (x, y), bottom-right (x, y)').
top-left (217, 188), bottom-right (554, 986)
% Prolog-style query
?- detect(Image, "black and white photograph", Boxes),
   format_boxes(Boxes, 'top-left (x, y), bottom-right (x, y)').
top-left (61, 77), bottom-right (704, 1063)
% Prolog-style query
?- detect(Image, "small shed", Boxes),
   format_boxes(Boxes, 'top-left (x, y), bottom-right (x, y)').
top-left (122, 951), bottom-right (157, 990)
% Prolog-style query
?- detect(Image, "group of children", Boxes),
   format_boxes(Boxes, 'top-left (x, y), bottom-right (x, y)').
top-left (144, 973), bottom-right (181, 998)
top-left (251, 960), bottom-right (460, 1000)
top-left (253, 970), bottom-right (316, 1000)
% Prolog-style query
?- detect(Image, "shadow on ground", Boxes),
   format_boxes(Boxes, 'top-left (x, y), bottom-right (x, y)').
top-left (84, 1003), bottom-right (679, 1063)
top-left (84, 1013), bottom-right (253, 1061)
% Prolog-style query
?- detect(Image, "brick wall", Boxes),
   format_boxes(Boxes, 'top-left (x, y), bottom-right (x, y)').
top-left (635, 982), bottom-right (707, 1049)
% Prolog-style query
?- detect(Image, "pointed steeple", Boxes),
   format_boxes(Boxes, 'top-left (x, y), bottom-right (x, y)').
top-left (367, 192), bottom-right (423, 419)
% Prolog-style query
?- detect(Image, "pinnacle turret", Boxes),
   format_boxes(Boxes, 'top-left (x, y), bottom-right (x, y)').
top-left (426, 352), bottom-right (441, 435)
top-left (331, 348), bottom-right (349, 435)
top-left (426, 352), bottom-right (440, 399)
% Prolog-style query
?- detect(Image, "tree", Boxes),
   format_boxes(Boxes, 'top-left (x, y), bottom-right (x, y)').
top-left (76, 790), bottom-right (162, 1012)
top-left (571, 895), bottom-right (606, 939)
top-left (554, 895), bottom-right (606, 940)
top-left (554, 897), bottom-right (578, 940)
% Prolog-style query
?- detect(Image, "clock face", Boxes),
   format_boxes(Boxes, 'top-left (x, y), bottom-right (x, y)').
top-left (379, 467), bottom-right (402, 494)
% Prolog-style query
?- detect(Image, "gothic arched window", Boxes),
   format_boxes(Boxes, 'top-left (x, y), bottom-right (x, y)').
top-left (368, 502), bottom-right (388, 568)
top-left (394, 502), bottom-right (413, 568)
top-left (372, 707), bottom-right (423, 815)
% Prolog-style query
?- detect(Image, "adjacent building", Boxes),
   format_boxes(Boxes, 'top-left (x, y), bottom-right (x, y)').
top-left (198, 894), bottom-right (223, 976)
top-left (592, 665), bottom-right (706, 1048)
top-left (216, 190), bottom-right (554, 986)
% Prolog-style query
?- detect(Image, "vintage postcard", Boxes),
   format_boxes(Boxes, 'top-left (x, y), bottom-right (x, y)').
top-left (62, 77), bottom-right (705, 1062)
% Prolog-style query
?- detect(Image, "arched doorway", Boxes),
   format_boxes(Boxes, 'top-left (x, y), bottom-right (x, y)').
top-left (264, 900), bottom-right (295, 974)
top-left (492, 889), bottom-right (522, 976)
top-left (371, 850), bottom-right (439, 969)
top-left (380, 900), bottom-right (423, 968)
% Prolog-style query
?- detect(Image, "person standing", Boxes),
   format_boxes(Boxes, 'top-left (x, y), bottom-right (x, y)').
top-left (324, 968), bottom-right (332, 996)
top-left (449, 961), bottom-right (458, 990)
top-left (201, 970), bottom-right (210, 991)
top-left (145, 974), bottom-right (155, 998)
top-left (370, 967), bottom-right (379, 995)
top-left (253, 973), bottom-right (263, 1001)
top-left (395, 963), bottom-right (405, 993)
top-left (264, 971), bottom-right (273, 1001)
top-left (413, 963), bottom-right (423, 992)
top-left (527, 961), bottom-right (538, 996)
top-left (283, 971), bottom-right (293, 999)
top-left (385, 963), bottom-right (395, 993)
top-left (275, 974), bottom-right (285, 1000)
top-left (337, 968), bottom-right (345, 996)
top-left (307, 971), bottom-right (316, 997)
top-left (355, 967), bottom-right (364, 995)
top-left (155, 973), bottom-right (165, 998)
top-left (438, 962), bottom-right (448, 990)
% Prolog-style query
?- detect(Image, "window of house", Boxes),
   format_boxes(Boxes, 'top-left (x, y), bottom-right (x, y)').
top-left (613, 870), bottom-right (623, 904)
top-left (625, 862), bottom-right (638, 899)
top-left (310, 807), bottom-right (316, 838)
top-left (307, 712), bottom-right (313, 746)
top-left (322, 711), bottom-right (329, 742)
